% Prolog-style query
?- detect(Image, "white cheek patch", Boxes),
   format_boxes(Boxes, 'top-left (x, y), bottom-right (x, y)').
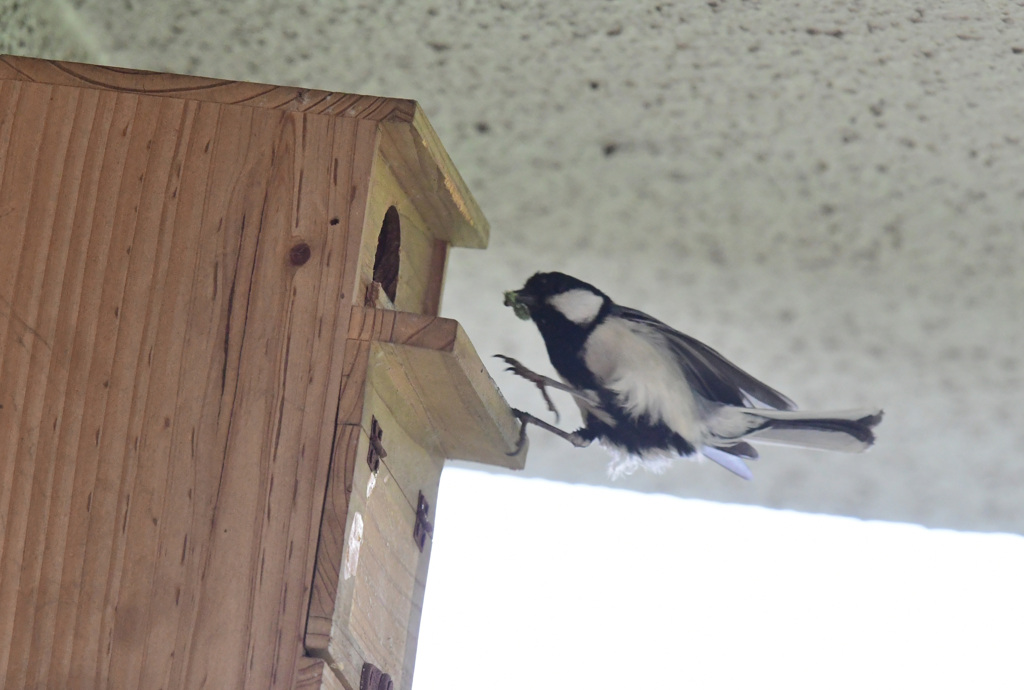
top-left (548, 289), bottom-right (604, 325)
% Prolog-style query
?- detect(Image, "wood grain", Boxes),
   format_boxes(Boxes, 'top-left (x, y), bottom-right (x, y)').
top-left (0, 54), bottom-right (417, 121)
top-left (377, 104), bottom-right (489, 248)
top-left (1, 55), bottom-right (520, 690)
top-left (304, 307), bottom-right (524, 688)
top-left (294, 657), bottom-right (347, 690)
top-left (0, 70), bottom-right (377, 689)
top-left (0, 54), bottom-right (489, 250)
top-left (306, 393), bottom-right (441, 690)
top-left (347, 307), bottom-right (527, 467)
top-left (360, 154), bottom-right (441, 315)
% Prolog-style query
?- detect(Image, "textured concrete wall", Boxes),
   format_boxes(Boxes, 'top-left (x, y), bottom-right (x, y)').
top-left (3, 1), bottom-right (1023, 532)
top-left (0, 0), bottom-right (96, 60)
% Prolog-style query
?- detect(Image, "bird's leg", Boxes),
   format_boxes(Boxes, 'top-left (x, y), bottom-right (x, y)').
top-left (496, 355), bottom-right (600, 422)
top-left (509, 408), bottom-right (592, 456)
top-left (495, 355), bottom-right (561, 420)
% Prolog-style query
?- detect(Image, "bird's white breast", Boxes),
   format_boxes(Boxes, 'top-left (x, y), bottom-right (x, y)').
top-left (582, 317), bottom-right (701, 441)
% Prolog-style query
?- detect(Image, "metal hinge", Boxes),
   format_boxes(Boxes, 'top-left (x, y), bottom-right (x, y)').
top-left (413, 491), bottom-right (433, 552)
top-left (366, 417), bottom-right (386, 473)
top-left (360, 662), bottom-right (394, 690)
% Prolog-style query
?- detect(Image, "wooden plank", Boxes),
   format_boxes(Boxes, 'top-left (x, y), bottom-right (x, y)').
top-left (3, 86), bottom-right (145, 690)
top-left (0, 55), bottom-right (417, 122)
top-left (0, 83), bottom-right (52, 587)
top-left (361, 388), bottom-right (440, 690)
top-left (8, 86), bottom-right (124, 689)
top-left (167, 105), bottom-right (361, 690)
top-left (269, 113), bottom-right (378, 690)
top-left (91, 90), bottom-right (189, 690)
top-left (158, 98), bottom-right (265, 690)
top-left (0, 70), bottom-right (379, 689)
top-left (364, 384), bottom-right (443, 519)
top-left (1, 55), bottom-right (508, 690)
top-left (0, 55), bottom-right (490, 252)
top-left (308, 410), bottom-right (438, 690)
top-left (306, 306), bottom-right (519, 688)
top-left (14, 85), bottom-right (104, 690)
top-left (346, 307), bottom-right (526, 467)
top-left (305, 425), bottom-right (360, 664)
top-left (423, 240), bottom-right (449, 316)
top-left (294, 656), bottom-right (346, 690)
top-left (347, 442), bottom-right (427, 690)
top-left (360, 148), bottom-right (446, 315)
top-left (125, 96), bottom-right (222, 690)
top-left (0, 81), bottom-right (86, 686)
top-left (378, 105), bottom-right (489, 249)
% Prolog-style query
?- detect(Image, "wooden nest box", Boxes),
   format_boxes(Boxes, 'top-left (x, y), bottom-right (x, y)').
top-left (0, 56), bottom-right (525, 690)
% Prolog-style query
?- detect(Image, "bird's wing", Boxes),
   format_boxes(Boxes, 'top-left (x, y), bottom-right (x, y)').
top-left (613, 305), bottom-right (796, 410)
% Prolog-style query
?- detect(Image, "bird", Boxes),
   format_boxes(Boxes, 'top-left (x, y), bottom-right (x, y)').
top-left (499, 271), bottom-right (883, 480)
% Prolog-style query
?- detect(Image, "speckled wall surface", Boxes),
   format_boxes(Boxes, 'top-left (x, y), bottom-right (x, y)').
top-left (4, 1), bottom-right (1023, 532)
top-left (0, 0), bottom-right (94, 60)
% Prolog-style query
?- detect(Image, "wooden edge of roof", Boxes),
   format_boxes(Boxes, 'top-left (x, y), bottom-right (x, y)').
top-left (0, 55), bottom-right (489, 247)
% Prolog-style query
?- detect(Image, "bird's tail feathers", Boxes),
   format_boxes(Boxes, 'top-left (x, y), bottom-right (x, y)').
top-left (701, 445), bottom-right (755, 480)
top-left (715, 408), bottom-right (883, 453)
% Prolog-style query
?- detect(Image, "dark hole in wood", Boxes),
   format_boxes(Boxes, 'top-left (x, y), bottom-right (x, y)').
top-left (373, 206), bottom-right (401, 304)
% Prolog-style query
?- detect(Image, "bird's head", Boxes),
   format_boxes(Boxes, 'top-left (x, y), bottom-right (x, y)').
top-left (504, 272), bottom-right (610, 329)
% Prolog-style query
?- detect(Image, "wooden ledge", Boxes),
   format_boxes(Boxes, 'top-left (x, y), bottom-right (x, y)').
top-left (348, 307), bottom-right (526, 468)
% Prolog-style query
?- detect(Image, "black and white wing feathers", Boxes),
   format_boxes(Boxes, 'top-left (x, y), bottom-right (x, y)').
top-left (612, 305), bottom-right (796, 411)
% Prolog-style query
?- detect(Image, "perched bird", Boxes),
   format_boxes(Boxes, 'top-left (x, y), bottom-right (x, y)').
top-left (500, 271), bottom-right (882, 479)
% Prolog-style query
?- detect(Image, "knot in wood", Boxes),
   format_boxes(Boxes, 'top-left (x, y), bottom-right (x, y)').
top-left (289, 242), bottom-right (311, 266)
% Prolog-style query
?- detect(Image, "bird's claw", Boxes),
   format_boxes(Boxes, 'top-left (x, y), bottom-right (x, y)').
top-left (507, 408), bottom-right (592, 456)
top-left (508, 408), bottom-right (530, 456)
top-left (495, 355), bottom-right (560, 422)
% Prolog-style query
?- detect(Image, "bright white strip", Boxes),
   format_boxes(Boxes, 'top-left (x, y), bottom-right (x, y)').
top-left (414, 468), bottom-right (1024, 689)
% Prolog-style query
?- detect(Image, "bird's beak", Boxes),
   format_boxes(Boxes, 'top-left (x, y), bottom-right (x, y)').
top-left (503, 290), bottom-right (533, 320)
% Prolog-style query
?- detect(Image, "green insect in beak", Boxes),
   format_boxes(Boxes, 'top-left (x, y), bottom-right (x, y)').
top-left (503, 290), bottom-right (532, 321)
